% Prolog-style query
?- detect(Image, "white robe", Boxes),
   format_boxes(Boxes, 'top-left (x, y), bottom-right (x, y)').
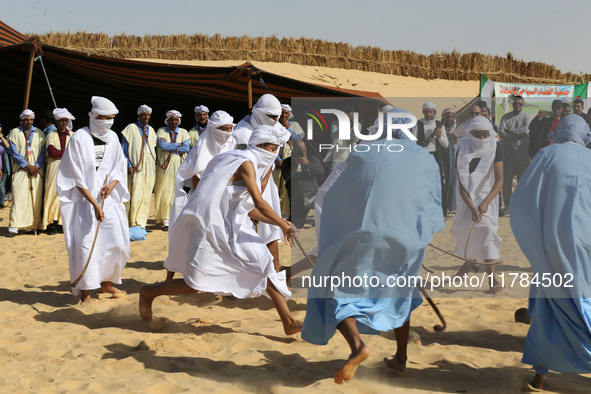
top-left (164, 149), bottom-right (290, 299)
top-left (233, 119), bottom-right (282, 243)
top-left (41, 130), bottom-right (71, 228)
top-left (8, 127), bottom-right (45, 229)
top-left (169, 131), bottom-right (236, 228)
top-left (450, 138), bottom-right (501, 260)
top-left (121, 123), bottom-right (157, 227)
top-left (57, 128), bottom-right (130, 295)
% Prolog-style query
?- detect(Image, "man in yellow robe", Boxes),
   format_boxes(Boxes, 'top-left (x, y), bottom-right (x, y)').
top-left (7, 109), bottom-right (46, 237)
top-left (41, 108), bottom-right (75, 234)
top-left (188, 105), bottom-right (209, 148)
top-left (121, 105), bottom-right (157, 229)
top-left (154, 110), bottom-right (190, 230)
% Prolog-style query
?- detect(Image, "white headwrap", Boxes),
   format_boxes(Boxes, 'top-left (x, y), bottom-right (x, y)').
top-left (137, 105), bottom-right (152, 115)
top-left (88, 96), bottom-right (118, 142)
top-left (191, 110), bottom-right (235, 179)
top-left (165, 110), bottom-right (182, 127)
top-left (248, 124), bottom-right (290, 174)
top-left (52, 108), bottom-right (75, 131)
top-left (20, 109), bottom-right (35, 120)
top-left (456, 116), bottom-right (497, 197)
top-left (281, 104), bottom-right (294, 120)
top-left (420, 101), bottom-right (438, 126)
top-left (194, 105), bottom-right (209, 114)
top-left (250, 94), bottom-right (282, 128)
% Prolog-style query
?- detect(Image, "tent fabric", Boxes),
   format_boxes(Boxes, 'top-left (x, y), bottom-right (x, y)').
top-left (0, 20), bottom-right (28, 47)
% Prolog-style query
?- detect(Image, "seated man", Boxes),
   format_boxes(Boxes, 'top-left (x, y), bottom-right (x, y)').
top-left (510, 114), bottom-right (591, 391)
top-left (139, 124), bottom-right (301, 335)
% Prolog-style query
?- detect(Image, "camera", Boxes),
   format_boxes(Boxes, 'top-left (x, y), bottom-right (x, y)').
top-left (292, 148), bottom-right (305, 157)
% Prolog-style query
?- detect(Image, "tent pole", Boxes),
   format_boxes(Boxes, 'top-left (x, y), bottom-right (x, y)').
top-left (247, 72), bottom-right (252, 109)
top-left (23, 48), bottom-right (35, 110)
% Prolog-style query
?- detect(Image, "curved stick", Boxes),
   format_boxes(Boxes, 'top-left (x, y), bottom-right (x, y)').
top-left (418, 286), bottom-right (447, 332)
top-left (29, 176), bottom-right (37, 235)
top-left (71, 175), bottom-right (109, 288)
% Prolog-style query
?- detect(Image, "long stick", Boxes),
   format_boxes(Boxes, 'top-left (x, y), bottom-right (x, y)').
top-left (418, 286), bottom-right (447, 332)
top-left (294, 236), bottom-right (316, 268)
top-left (71, 175), bottom-right (109, 288)
top-left (29, 177), bottom-right (36, 235)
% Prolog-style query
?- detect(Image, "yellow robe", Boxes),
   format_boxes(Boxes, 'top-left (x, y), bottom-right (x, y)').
top-left (154, 127), bottom-right (190, 223)
top-left (41, 130), bottom-right (71, 228)
top-left (121, 123), bottom-right (157, 227)
top-left (8, 127), bottom-right (45, 229)
top-left (188, 126), bottom-right (200, 148)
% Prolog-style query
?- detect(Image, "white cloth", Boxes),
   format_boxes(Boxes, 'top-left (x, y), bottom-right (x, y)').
top-left (194, 105), bottom-right (209, 114)
top-left (234, 94), bottom-right (282, 144)
top-left (90, 96), bottom-right (119, 116)
top-left (164, 149), bottom-right (290, 300)
top-left (165, 110), bottom-right (182, 126)
top-left (20, 109), bottom-right (35, 119)
top-left (413, 118), bottom-right (449, 152)
top-left (57, 127), bottom-right (130, 295)
top-left (88, 96), bottom-right (118, 142)
top-left (52, 108), bottom-right (75, 131)
top-left (169, 111), bottom-right (237, 227)
top-left (451, 117), bottom-right (501, 260)
top-left (281, 104), bottom-right (293, 119)
top-left (137, 105), bottom-right (152, 115)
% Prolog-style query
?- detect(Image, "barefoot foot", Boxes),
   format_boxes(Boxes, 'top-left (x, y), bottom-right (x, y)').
top-left (139, 287), bottom-right (155, 323)
top-left (80, 291), bottom-right (92, 304)
top-left (384, 354), bottom-right (407, 372)
top-left (529, 373), bottom-right (547, 391)
top-left (334, 344), bottom-right (370, 384)
top-left (283, 319), bottom-right (302, 335)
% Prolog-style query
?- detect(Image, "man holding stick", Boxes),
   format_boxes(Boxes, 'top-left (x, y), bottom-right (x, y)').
top-left (57, 97), bottom-right (130, 304)
top-left (6, 110), bottom-right (45, 237)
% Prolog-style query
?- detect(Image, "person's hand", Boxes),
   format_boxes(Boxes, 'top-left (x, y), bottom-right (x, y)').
top-left (282, 220), bottom-right (297, 247)
top-left (470, 206), bottom-right (481, 223)
top-left (26, 164), bottom-right (39, 177)
top-left (92, 202), bottom-right (105, 222)
top-left (477, 201), bottom-right (489, 219)
top-left (279, 116), bottom-right (289, 129)
top-left (0, 171), bottom-right (2, 180)
top-left (100, 181), bottom-right (117, 200)
top-left (434, 126), bottom-right (442, 138)
top-left (275, 159), bottom-right (283, 170)
top-left (128, 167), bottom-right (135, 175)
top-left (296, 155), bottom-right (309, 166)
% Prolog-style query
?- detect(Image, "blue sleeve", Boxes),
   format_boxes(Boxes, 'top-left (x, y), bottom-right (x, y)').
top-left (122, 136), bottom-right (132, 168)
top-left (178, 139), bottom-right (191, 154)
top-left (288, 127), bottom-right (302, 142)
top-left (157, 137), bottom-right (179, 152)
top-left (35, 145), bottom-right (46, 168)
top-left (9, 141), bottom-right (28, 168)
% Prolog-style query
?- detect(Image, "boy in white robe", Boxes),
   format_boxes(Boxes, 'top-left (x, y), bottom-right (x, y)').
top-left (7, 110), bottom-right (45, 237)
top-left (139, 124), bottom-right (301, 335)
top-left (154, 110), bottom-right (190, 230)
top-left (57, 96), bottom-right (130, 304)
top-left (165, 110), bottom-right (237, 280)
top-left (41, 108), bottom-right (75, 234)
top-left (121, 105), bottom-right (157, 229)
top-left (451, 116), bottom-right (504, 293)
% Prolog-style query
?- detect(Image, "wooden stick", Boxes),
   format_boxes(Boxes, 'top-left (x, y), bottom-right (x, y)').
top-left (29, 177), bottom-right (37, 236)
top-left (418, 286), bottom-right (447, 332)
top-left (71, 175), bottom-right (109, 288)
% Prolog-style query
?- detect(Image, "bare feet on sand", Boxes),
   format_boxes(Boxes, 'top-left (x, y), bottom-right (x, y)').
top-left (334, 344), bottom-right (370, 384)
top-left (80, 290), bottom-right (92, 304)
top-left (283, 319), bottom-right (303, 335)
top-left (99, 282), bottom-right (127, 297)
top-left (139, 287), bottom-right (154, 323)
top-left (528, 373), bottom-right (547, 391)
top-left (384, 354), bottom-right (407, 372)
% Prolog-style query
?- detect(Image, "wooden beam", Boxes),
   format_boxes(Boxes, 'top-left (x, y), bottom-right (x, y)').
top-left (247, 72), bottom-right (253, 110)
top-left (23, 48), bottom-right (35, 110)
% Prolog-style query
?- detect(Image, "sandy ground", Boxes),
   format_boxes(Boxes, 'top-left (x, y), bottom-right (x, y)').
top-left (0, 192), bottom-right (590, 394)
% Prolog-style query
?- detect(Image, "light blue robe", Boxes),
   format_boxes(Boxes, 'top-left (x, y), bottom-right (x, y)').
top-left (301, 139), bottom-right (444, 345)
top-left (510, 142), bottom-right (591, 375)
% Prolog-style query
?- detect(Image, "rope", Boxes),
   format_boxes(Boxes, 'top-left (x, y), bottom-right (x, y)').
top-left (258, 76), bottom-right (274, 94)
top-left (35, 55), bottom-right (58, 109)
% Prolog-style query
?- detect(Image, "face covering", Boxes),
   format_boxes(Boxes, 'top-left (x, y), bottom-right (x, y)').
top-left (250, 146), bottom-right (277, 175)
top-left (89, 117), bottom-right (113, 142)
top-left (211, 127), bottom-right (233, 148)
top-left (469, 134), bottom-right (491, 151)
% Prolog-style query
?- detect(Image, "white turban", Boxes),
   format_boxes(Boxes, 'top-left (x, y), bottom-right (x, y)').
top-left (137, 104), bottom-right (152, 115)
top-left (422, 102), bottom-right (437, 110)
top-left (281, 104), bottom-right (293, 120)
top-left (165, 110), bottom-right (182, 126)
top-left (248, 123), bottom-right (290, 147)
top-left (194, 105), bottom-right (209, 114)
top-left (89, 96), bottom-right (119, 116)
top-left (52, 108), bottom-right (75, 131)
top-left (208, 110), bottom-right (234, 129)
top-left (250, 94), bottom-right (282, 129)
top-left (20, 109), bottom-right (35, 120)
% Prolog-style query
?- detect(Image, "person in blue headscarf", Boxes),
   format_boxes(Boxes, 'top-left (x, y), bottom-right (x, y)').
top-left (510, 114), bottom-right (591, 391)
top-left (301, 107), bottom-right (444, 384)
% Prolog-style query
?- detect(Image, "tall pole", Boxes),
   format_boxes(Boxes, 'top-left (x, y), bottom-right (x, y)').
top-left (247, 72), bottom-right (252, 109)
top-left (23, 48), bottom-right (35, 110)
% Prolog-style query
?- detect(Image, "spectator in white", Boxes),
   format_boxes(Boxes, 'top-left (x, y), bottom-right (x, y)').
top-left (121, 105), bottom-right (157, 229)
top-left (451, 104), bottom-right (484, 144)
top-left (498, 95), bottom-right (531, 215)
top-left (6, 110), bottom-right (46, 237)
top-left (41, 108), bottom-right (75, 235)
top-left (57, 96), bottom-right (129, 303)
top-left (441, 107), bottom-right (457, 215)
top-left (189, 105), bottom-right (209, 148)
top-left (154, 110), bottom-right (190, 230)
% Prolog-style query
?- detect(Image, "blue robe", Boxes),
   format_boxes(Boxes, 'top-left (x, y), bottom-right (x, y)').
top-left (301, 139), bottom-right (444, 345)
top-left (510, 142), bottom-right (591, 375)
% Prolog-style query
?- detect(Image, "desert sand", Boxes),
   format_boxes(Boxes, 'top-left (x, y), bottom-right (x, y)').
top-left (1, 64), bottom-right (590, 393)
